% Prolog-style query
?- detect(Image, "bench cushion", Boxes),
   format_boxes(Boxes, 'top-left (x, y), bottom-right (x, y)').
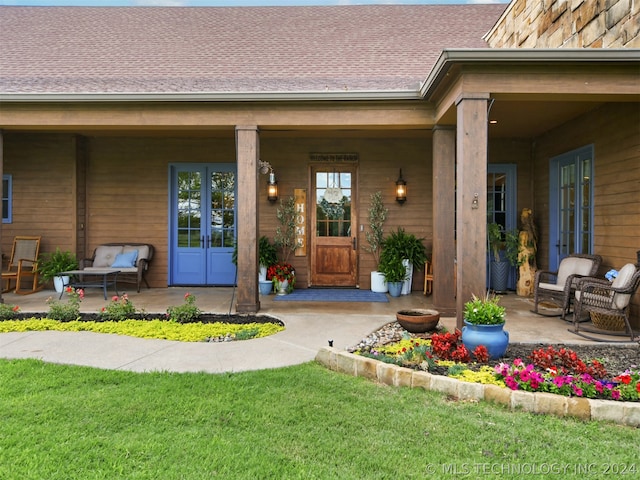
top-left (93, 246), bottom-right (124, 268)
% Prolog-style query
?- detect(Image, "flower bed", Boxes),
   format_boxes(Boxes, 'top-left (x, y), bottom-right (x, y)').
top-left (0, 291), bottom-right (285, 342)
top-left (350, 324), bottom-right (639, 403)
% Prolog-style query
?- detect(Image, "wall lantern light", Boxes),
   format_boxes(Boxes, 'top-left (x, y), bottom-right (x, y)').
top-left (267, 171), bottom-right (279, 203)
top-left (395, 168), bottom-right (407, 205)
top-left (260, 160), bottom-right (279, 203)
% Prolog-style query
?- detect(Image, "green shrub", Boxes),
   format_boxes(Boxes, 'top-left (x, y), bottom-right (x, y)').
top-left (46, 287), bottom-right (83, 322)
top-left (0, 303), bottom-right (21, 319)
top-left (99, 294), bottom-right (139, 321)
top-left (166, 292), bottom-right (202, 323)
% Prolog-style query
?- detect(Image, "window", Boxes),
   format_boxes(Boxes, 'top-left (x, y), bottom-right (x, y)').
top-left (3, 175), bottom-right (11, 223)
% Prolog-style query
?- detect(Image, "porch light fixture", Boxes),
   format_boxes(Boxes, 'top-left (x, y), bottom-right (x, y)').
top-left (267, 171), bottom-right (279, 203)
top-left (395, 169), bottom-right (407, 205)
top-left (259, 160), bottom-right (279, 203)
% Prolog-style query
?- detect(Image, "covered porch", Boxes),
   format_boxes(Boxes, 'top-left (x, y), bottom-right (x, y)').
top-left (1, 286), bottom-right (629, 348)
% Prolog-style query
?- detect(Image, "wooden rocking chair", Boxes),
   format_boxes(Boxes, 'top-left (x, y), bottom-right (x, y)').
top-left (1, 236), bottom-right (43, 295)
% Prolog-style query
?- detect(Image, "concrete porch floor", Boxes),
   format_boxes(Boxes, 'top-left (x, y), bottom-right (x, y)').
top-left (1, 285), bottom-right (627, 346)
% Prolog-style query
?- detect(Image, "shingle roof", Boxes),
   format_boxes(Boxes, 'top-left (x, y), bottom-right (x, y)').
top-left (0, 5), bottom-right (506, 95)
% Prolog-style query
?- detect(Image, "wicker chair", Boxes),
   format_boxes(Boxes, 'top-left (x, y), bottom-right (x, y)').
top-left (1, 236), bottom-right (44, 295)
top-left (532, 253), bottom-right (602, 320)
top-left (572, 263), bottom-right (640, 342)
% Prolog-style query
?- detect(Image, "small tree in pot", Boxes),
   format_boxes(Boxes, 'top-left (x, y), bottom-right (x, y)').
top-left (364, 191), bottom-right (387, 292)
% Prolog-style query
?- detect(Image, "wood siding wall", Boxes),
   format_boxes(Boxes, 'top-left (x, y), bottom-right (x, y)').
top-left (85, 136), bottom-right (237, 288)
top-left (3, 133), bottom-right (78, 264)
top-left (260, 132), bottom-right (432, 291)
top-left (532, 102), bottom-right (640, 325)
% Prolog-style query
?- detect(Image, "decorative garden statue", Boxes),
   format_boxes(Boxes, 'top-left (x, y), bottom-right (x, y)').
top-left (517, 208), bottom-right (538, 296)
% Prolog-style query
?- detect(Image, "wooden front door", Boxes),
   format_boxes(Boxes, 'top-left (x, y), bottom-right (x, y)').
top-left (310, 166), bottom-right (357, 286)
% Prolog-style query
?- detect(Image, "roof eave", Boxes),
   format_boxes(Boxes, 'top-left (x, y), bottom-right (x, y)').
top-left (419, 48), bottom-right (640, 99)
top-left (0, 89), bottom-right (422, 103)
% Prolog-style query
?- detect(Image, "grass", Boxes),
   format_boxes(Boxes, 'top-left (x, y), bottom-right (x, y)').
top-left (1, 360), bottom-right (638, 479)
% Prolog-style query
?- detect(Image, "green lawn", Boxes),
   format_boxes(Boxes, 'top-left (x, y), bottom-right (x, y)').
top-left (1, 359), bottom-right (638, 479)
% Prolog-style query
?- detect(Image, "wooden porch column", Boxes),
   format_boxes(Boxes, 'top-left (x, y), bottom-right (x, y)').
top-left (0, 130), bottom-right (3, 305)
top-left (235, 125), bottom-right (260, 313)
top-left (455, 94), bottom-right (490, 328)
top-left (432, 125), bottom-right (456, 316)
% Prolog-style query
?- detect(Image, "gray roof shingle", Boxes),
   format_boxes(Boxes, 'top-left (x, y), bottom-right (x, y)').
top-left (0, 5), bottom-right (506, 94)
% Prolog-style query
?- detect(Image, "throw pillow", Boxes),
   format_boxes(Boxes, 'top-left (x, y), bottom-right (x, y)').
top-left (111, 250), bottom-right (138, 268)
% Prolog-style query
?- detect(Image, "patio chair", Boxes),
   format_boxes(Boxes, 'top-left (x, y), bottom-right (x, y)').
top-left (1, 236), bottom-right (43, 295)
top-left (571, 263), bottom-right (640, 342)
top-left (532, 253), bottom-right (601, 320)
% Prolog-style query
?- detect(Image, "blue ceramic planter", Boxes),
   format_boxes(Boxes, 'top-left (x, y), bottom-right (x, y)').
top-left (387, 282), bottom-right (403, 297)
top-left (259, 280), bottom-right (273, 295)
top-left (461, 320), bottom-right (509, 359)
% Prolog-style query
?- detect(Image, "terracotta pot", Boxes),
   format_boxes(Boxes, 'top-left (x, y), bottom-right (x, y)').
top-left (396, 309), bottom-right (440, 333)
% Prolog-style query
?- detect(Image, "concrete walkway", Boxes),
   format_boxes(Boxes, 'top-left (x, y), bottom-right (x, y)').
top-left (0, 287), bottom-right (614, 374)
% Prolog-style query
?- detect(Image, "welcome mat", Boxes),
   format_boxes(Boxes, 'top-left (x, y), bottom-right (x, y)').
top-left (273, 288), bottom-right (389, 303)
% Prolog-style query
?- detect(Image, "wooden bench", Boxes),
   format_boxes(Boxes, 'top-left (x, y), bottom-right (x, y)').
top-left (80, 243), bottom-right (154, 292)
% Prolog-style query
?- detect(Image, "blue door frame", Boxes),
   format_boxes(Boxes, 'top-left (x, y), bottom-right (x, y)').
top-left (169, 163), bottom-right (237, 286)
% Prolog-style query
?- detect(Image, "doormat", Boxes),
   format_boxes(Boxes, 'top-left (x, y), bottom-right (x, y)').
top-left (273, 288), bottom-right (389, 303)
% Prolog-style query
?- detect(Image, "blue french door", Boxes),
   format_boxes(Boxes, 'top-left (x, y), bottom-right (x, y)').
top-left (549, 146), bottom-right (594, 270)
top-left (169, 164), bottom-right (237, 285)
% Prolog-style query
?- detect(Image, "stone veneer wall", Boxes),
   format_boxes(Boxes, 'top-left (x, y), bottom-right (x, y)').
top-left (485, 0), bottom-right (640, 48)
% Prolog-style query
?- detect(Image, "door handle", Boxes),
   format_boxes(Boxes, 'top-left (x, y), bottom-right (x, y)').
top-left (201, 236), bottom-right (204, 248)
top-left (352, 237), bottom-right (357, 250)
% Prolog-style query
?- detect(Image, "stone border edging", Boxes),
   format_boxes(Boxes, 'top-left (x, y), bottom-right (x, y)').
top-left (315, 347), bottom-right (640, 428)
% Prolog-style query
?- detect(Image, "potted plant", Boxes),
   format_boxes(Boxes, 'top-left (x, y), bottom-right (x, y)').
top-left (38, 248), bottom-right (79, 293)
top-left (380, 227), bottom-right (427, 295)
top-left (268, 262), bottom-right (296, 295)
top-left (258, 236), bottom-right (278, 281)
top-left (461, 292), bottom-right (509, 359)
top-left (377, 255), bottom-right (407, 297)
top-left (270, 197), bottom-right (297, 294)
top-left (274, 196), bottom-right (297, 265)
top-left (488, 222), bottom-right (520, 293)
top-left (364, 191), bottom-right (388, 293)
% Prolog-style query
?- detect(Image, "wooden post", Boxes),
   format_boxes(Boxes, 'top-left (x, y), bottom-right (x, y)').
top-left (455, 94), bottom-right (490, 328)
top-left (235, 125), bottom-right (260, 313)
top-left (0, 130), bottom-right (3, 305)
top-left (432, 125), bottom-right (456, 315)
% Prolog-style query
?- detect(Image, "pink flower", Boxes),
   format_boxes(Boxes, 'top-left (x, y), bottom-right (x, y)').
top-left (112, 296), bottom-right (119, 302)
top-left (611, 390), bottom-right (621, 400)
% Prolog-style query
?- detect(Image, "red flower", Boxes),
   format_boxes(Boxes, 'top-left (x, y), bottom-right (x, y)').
top-left (614, 374), bottom-right (632, 385)
top-left (267, 263), bottom-right (295, 282)
top-left (473, 345), bottom-right (489, 363)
